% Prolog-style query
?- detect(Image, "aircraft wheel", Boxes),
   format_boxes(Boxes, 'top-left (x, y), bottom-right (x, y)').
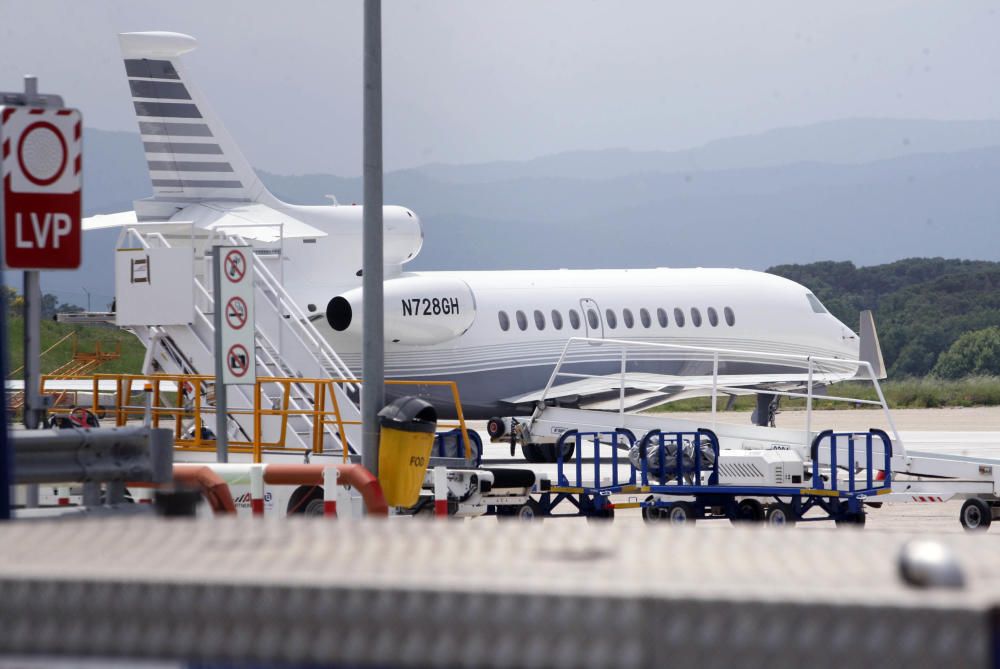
top-left (730, 498), bottom-right (765, 524)
top-left (666, 501), bottom-right (697, 525)
top-left (960, 498), bottom-right (992, 531)
top-left (765, 503), bottom-right (796, 527)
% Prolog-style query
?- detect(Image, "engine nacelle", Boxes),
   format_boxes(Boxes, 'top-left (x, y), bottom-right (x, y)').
top-left (326, 275), bottom-right (476, 345)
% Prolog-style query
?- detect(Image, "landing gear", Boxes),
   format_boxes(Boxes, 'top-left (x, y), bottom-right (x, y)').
top-left (751, 393), bottom-right (779, 427)
top-left (960, 498), bottom-right (992, 531)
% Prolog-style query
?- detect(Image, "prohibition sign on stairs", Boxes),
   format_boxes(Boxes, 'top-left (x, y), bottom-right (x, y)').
top-left (224, 249), bottom-right (247, 283)
top-left (225, 296), bottom-right (248, 330)
top-left (226, 344), bottom-right (250, 378)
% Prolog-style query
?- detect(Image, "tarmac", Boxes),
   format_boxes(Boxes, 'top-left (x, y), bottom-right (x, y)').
top-left (474, 406), bottom-right (1000, 533)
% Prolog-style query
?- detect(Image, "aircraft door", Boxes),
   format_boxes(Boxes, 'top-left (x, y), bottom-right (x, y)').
top-left (579, 298), bottom-right (604, 340)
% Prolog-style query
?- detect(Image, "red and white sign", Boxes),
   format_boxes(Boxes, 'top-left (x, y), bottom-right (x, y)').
top-left (1, 106), bottom-right (82, 270)
top-left (225, 296), bottom-right (248, 330)
top-left (224, 249), bottom-right (247, 282)
top-left (216, 245), bottom-right (255, 385)
top-left (226, 344), bottom-right (251, 378)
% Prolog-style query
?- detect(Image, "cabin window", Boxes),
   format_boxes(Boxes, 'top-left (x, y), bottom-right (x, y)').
top-left (640, 308), bottom-right (652, 328)
top-left (569, 309), bottom-right (581, 329)
top-left (623, 308), bottom-right (635, 329)
top-left (691, 308), bottom-right (702, 327)
top-left (605, 309), bottom-right (618, 329)
top-left (657, 308), bottom-right (668, 328)
top-left (516, 310), bottom-right (528, 331)
top-left (551, 310), bottom-right (564, 330)
top-left (707, 307), bottom-right (719, 327)
top-left (498, 311), bottom-right (510, 331)
top-left (534, 309), bottom-right (546, 330)
top-left (806, 293), bottom-right (828, 314)
top-left (587, 309), bottom-right (599, 330)
top-left (674, 308), bottom-right (686, 327)
top-left (724, 306), bottom-right (736, 326)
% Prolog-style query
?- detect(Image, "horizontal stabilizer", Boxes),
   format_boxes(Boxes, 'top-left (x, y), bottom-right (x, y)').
top-left (82, 211), bottom-right (139, 231)
top-left (83, 203), bottom-right (326, 242)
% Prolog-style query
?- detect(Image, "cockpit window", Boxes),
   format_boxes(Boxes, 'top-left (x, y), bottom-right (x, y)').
top-left (805, 293), bottom-right (828, 314)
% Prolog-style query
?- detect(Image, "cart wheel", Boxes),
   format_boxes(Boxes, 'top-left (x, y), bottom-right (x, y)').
top-left (835, 511), bottom-right (866, 527)
top-left (641, 495), bottom-right (663, 523)
top-left (960, 499), bottom-right (992, 531)
top-left (730, 499), bottom-right (765, 524)
top-left (486, 417), bottom-right (506, 439)
top-left (540, 441), bottom-right (576, 463)
top-left (498, 499), bottom-right (543, 522)
top-left (666, 502), bottom-right (697, 525)
top-left (586, 507), bottom-right (615, 523)
top-left (520, 443), bottom-right (544, 463)
top-left (765, 503), bottom-right (796, 527)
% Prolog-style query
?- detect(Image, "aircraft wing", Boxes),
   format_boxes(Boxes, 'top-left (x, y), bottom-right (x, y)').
top-left (502, 371), bottom-right (845, 412)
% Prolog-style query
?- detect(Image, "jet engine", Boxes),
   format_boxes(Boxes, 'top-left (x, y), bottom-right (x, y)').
top-left (326, 275), bottom-right (476, 345)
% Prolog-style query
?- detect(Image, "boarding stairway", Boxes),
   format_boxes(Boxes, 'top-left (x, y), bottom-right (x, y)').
top-left (522, 337), bottom-right (1000, 503)
top-left (121, 228), bottom-right (361, 456)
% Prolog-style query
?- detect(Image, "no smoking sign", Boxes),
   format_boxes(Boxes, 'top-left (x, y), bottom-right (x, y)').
top-left (214, 244), bottom-right (255, 385)
top-left (1, 106), bottom-right (82, 270)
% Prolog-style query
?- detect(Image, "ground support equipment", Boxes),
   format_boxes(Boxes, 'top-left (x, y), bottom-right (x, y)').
top-left (539, 428), bottom-right (892, 525)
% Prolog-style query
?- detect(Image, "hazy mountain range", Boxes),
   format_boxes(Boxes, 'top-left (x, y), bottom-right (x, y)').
top-left (16, 117), bottom-right (1000, 308)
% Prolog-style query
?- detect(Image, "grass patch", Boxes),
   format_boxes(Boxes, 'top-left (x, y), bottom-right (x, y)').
top-left (650, 376), bottom-right (1000, 412)
top-left (5, 317), bottom-right (145, 377)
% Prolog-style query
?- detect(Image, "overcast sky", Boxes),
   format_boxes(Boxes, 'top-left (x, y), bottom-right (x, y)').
top-left (2, 1), bottom-right (999, 176)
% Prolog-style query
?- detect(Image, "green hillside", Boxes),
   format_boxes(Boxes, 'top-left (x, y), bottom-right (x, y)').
top-left (4, 317), bottom-right (145, 377)
top-left (768, 258), bottom-right (1000, 378)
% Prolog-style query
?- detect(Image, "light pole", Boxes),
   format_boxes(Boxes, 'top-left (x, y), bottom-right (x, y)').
top-left (361, 0), bottom-right (385, 478)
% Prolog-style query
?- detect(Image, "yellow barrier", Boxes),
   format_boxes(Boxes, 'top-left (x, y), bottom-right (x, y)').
top-left (39, 373), bottom-right (473, 464)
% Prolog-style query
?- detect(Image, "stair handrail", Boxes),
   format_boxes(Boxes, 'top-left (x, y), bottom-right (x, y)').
top-left (226, 234), bottom-right (359, 395)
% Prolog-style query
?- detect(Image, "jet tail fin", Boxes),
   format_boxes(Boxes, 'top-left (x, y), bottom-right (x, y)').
top-left (858, 310), bottom-right (887, 379)
top-left (119, 32), bottom-right (274, 211)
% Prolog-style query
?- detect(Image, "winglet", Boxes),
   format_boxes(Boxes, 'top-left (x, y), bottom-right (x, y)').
top-left (858, 310), bottom-right (887, 379)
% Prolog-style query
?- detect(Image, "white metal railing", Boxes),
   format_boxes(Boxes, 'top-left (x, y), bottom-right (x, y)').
top-left (117, 227), bottom-right (361, 452)
top-left (226, 234), bottom-right (359, 393)
top-left (539, 336), bottom-right (904, 457)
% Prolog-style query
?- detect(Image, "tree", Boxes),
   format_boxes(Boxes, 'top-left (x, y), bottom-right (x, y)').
top-left (931, 327), bottom-right (1000, 379)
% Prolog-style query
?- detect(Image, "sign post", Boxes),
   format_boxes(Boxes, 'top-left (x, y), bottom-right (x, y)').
top-left (212, 244), bottom-right (255, 462)
top-left (0, 77), bottom-right (82, 517)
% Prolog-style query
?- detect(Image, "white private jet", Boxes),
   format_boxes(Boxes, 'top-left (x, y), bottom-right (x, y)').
top-left (85, 32), bottom-right (883, 460)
